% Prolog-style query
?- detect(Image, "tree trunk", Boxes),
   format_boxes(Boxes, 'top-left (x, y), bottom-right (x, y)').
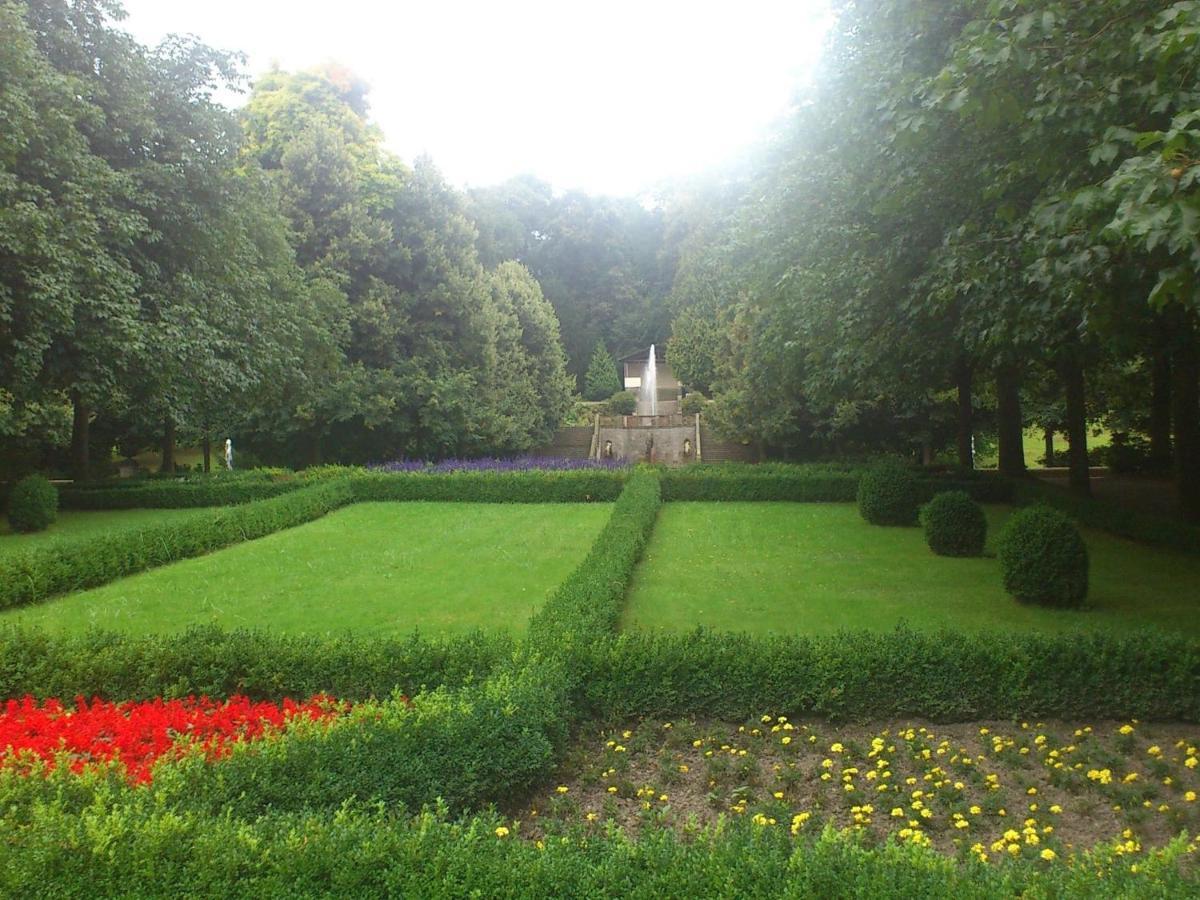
top-left (1043, 428), bottom-right (1055, 468)
top-left (1061, 355), bottom-right (1090, 496)
top-left (202, 426), bottom-right (211, 474)
top-left (70, 392), bottom-right (90, 481)
top-left (1150, 347), bottom-right (1172, 473)
top-left (955, 358), bottom-right (973, 471)
top-left (1172, 323), bottom-right (1200, 522)
top-left (161, 417), bottom-right (176, 475)
top-left (995, 362), bottom-right (1025, 477)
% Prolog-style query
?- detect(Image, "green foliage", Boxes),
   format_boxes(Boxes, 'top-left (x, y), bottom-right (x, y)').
top-left (0, 481), bottom-right (353, 609)
top-left (583, 340), bottom-right (622, 400)
top-left (6, 474), bottom-right (57, 533)
top-left (680, 392), bottom-right (708, 415)
top-left (1, 800), bottom-right (1197, 898)
top-left (578, 628), bottom-right (1200, 723)
top-left (857, 464), bottom-right (922, 526)
top-left (998, 506), bottom-right (1089, 607)
top-left (349, 470), bottom-right (625, 504)
top-left (605, 390), bottom-right (638, 415)
top-left (662, 463), bottom-right (859, 502)
top-left (527, 471), bottom-right (661, 657)
top-left (0, 625), bottom-right (508, 702)
top-left (920, 490), bottom-right (986, 557)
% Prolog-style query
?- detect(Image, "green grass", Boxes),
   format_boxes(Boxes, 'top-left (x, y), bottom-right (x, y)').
top-left (0, 508), bottom-right (214, 556)
top-left (1, 502), bottom-right (611, 637)
top-left (622, 502), bottom-right (1200, 636)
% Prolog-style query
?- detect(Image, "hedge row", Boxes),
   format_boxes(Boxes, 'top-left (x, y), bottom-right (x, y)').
top-left (575, 628), bottom-right (1200, 723)
top-left (0, 480), bottom-right (354, 608)
top-left (349, 469), bottom-right (626, 504)
top-left (527, 470), bottom-right (661, 653)
top-left (659, 463), bottom-right (1014, 504)
top-left (0, 626), bottom-right (509, 701)
top-left (1013, 478), bottom-right (1200, 555)
top-left (59, 477), bottom-right (303, 509)
top-left (0, 799), bottom-right (1193, 898)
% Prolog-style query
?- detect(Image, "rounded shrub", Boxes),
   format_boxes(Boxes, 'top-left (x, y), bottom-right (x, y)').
top-left (605, 391), bottom-right (637, 416)
top-left (7, 474), bottom-right (58, 533)
top-left (857, 463), bottom-right (922, 526)
top-left (920, 490), bottom-right (987, 556)
top-left (997, 505), bottom-right (1088, 607)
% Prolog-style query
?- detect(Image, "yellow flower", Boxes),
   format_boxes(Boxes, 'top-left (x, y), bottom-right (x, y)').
top-left (607, 786), bottom-right (618, 794)
top-left (1040, 849), bottom-right (1056, 861)
top-left (1026, 787), bottom-right (1037, 796)
top-left (773, 791), bottom-right (784, 800)
top-left (585, 812), bottom-right (598, 822)
top-left (556, 785), bottom-right (569, 794)
top-left (495, 826), bottom-right (510, 838)
top-left (781, 736), bottom-right (792, 745)
top-left (1185, 791), bottom-right (1196, 802)
top-left (1119, 724), bottom-right (1134, 735)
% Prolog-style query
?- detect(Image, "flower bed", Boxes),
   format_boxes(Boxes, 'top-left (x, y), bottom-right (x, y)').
top-left (0, 694), bottom-right (345, 783)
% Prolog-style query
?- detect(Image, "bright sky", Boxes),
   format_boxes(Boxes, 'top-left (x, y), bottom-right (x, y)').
top-left (118, 0), bottom-right (832, 197)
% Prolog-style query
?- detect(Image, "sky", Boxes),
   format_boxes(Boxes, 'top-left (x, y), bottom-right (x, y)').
top-left (117, 0), bottom-right (833, 197)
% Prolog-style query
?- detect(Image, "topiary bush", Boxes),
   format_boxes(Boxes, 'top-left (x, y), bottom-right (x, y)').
top-left (7, 474), bottom-right (58, 533)
top-left (857, 463), bottom-right (921, 526)
top-left (997, 505), bottom-right (1089, 607)
top-left (920, 490), bottom-right (987, 556)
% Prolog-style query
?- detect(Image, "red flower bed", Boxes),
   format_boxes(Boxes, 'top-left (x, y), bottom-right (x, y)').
top-left (0, 694), bottom-right (345, 783)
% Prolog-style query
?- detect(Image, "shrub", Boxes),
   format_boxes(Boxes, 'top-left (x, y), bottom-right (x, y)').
top-left (583, 340), bottom-right (622, 400)
top-left (0, 625), bottom-right (509, 702)
top-left (857, 463), bottom-right (921, 525)
top-left (997, 505), bottom-right (1089, 607)
top-left (661, 463), bottom-right (859, 502)
top-left (920, 491), bottom-right (987, 556)
top-left (680, 393), bottom-right (708, 415)
top-left (7, 474), bottom-right (58, 533)
top-left (605, 390), bottom-right (637, 415)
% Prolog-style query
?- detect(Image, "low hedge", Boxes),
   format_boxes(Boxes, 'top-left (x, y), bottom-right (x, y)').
top-left (0, 625), bottom-right (509, 701)
top-left (1013, 478), bottom-right (1200, 555)
top-left (526, 470), bottom-right (661, 654)
top-left (0, 798), bottom-right (1194, 897)
top-left (60, 478), bottom-right (303, 509)
top-left (349, 469), bottom-right (626, 504)
top-left (575, 628), bottom-right (1200, 723)
top-left (0, 480), bottom-right (354, 608)
top-left (660, 463), bottom-right (1014, 504)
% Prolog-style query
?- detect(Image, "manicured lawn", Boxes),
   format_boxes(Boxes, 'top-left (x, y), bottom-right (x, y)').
top-left (622, 502), bottom-right (1200, 636)
top-left (2, 502), bottom-right (611, 637)
top-left (0, 508), bottom-right (215, 556)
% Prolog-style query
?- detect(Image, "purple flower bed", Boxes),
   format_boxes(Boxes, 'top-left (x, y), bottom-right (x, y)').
top-left (368, 456), bottom-right (629, 473)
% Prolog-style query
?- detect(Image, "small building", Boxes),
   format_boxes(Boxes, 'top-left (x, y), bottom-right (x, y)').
top-left (619, 346), bottom-right (681, 413)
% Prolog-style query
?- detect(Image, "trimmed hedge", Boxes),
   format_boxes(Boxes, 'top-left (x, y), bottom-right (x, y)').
top-left (575, 628), bottom-right (1200, 723)
top-left (349, 469), bottom-right (625, 504)
top-left (527, 470), bottom-right (661, 653)
top-left (0, 626), bottom-right (509, 701)
top-left (0, 480), bottom-right (354, 608)
top-left (920, 490), bottom-right (987, 557)
top-left (6, 474), bottom-right (58, 533)
top-left (0, 801), bottom-right (1194, 898)
top-left (997, 505), bottom-right (1089, 607)
top-left (60, 477), bottom-right (303, 509)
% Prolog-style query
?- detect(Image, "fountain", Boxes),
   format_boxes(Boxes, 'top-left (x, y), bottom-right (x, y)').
top-left (640, 344), bottom-right (658, 417)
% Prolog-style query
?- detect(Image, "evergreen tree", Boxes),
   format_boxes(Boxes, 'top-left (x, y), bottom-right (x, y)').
top-left (584, 341), bottom-right (621, 400)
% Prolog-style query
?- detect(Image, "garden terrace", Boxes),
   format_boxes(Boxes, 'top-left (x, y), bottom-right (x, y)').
top-left (0, 464), bottom-right (1197, 895)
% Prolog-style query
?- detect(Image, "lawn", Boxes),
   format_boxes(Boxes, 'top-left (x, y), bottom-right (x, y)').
top-left (622, 502), bottom-right (1200, 636)
top-left (0, 508), bottom-right (215, 556)
top-left (1, 502), bottom-right (611, 637)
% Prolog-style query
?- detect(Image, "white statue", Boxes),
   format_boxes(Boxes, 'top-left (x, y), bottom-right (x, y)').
top-left (224, 438), bottom-right (234, 470)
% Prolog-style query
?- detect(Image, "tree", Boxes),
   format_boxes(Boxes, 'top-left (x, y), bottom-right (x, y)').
top-left (583, 341), bottom-right (621, 400)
